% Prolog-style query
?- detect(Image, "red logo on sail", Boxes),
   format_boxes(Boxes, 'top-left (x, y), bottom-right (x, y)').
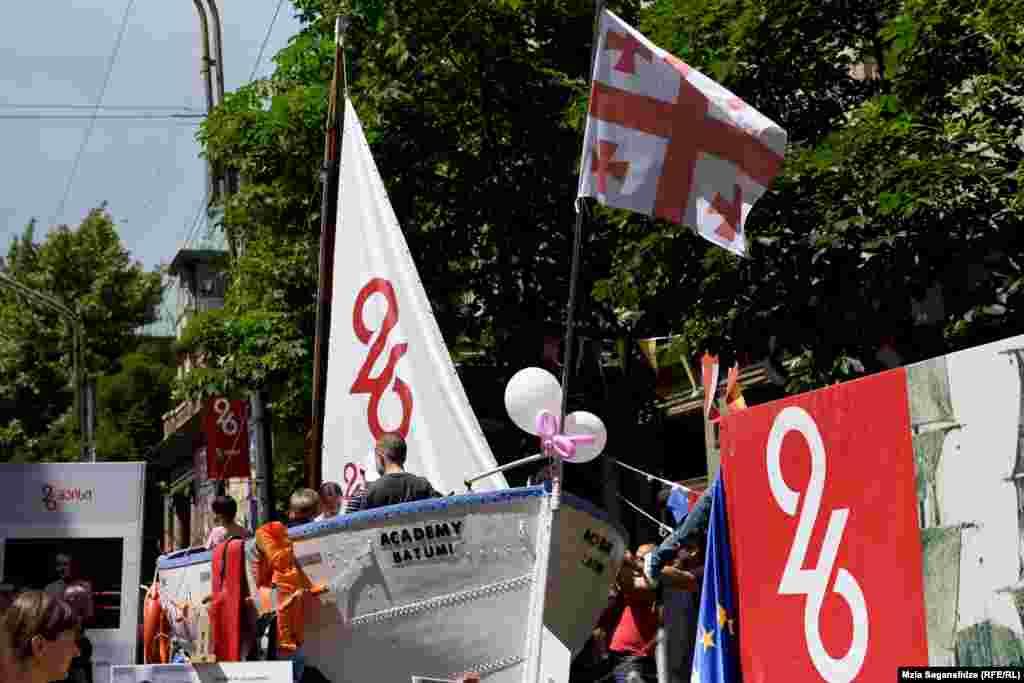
top-left (350, 278), bottom-right (414, 440)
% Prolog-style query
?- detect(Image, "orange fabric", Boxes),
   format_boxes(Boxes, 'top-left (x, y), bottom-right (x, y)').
top-left (210, 538), bottom-right (245, 662)
top-left (253, 522), bottom-right (324, 653)
top-left (143, 582), bottom-right (171, 664)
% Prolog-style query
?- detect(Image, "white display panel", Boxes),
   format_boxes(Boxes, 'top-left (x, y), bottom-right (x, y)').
top-left (0, 462), bottom-right (145, 683)
top-left (111, 662), bottom-right (292, 683)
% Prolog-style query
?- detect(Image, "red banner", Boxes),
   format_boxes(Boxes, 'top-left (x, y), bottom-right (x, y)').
top-left (721, 369), bottom-right (927, 681)
top-left (204, 398), bottom-right (250, 480)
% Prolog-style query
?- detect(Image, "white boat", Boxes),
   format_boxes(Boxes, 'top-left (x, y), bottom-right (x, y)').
top-left (157, 484), bottom-right (626, 681)
top-left (154, 23), bottom-right (627, 680)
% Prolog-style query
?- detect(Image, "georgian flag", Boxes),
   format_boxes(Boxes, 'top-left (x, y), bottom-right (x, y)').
top-left (577, 10), bottom-right (787, 257)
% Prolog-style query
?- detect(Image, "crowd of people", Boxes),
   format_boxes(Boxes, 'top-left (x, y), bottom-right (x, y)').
top-left (0, 431), bottom-right (708, 683)
top-left (204, 433), bottom-right (443, 550)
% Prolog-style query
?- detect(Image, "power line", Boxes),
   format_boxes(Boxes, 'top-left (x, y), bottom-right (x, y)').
top-left (133, 125), bottom-right (191, 223)
top-left (0, 103), bottom-right (202, 111)
top-left (182, 189), bottom-right (211, 249)
top-left (0, 114), bottom-right (202, 121)
top-left (249, 0), bottom-right (287, 82)
top-left (51, 0), bottom-right (138, 228)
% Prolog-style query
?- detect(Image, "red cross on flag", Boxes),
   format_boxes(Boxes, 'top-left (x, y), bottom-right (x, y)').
top-left (577, 10), bottom-right (787, 256)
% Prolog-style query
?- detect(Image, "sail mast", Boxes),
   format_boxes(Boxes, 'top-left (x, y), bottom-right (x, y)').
top-left (309, 17), bottom-right (348, 489)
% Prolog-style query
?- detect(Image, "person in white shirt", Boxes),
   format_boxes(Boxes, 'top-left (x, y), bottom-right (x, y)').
top-left (314, 482), bottom-right (343, 521)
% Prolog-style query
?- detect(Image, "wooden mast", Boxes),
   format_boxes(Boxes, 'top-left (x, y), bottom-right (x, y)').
top-left (309, 17), bottom-right (348, 489)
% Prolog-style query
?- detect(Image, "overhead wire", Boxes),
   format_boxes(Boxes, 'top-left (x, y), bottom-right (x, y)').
top-left (183, 188), bottom-right (212, 249)
top-left (249, 0), bottom-right (287, 82)
top-left (0, 103), bottom-right (202, 111)
top-left (132, 125), bottom-right (192, 225)
top-left (51, 0), bottom-right (138, 227)
top-left (617, 493), bottom-right (674, 536)
top-left (0, 114), bottom-right (202, 122)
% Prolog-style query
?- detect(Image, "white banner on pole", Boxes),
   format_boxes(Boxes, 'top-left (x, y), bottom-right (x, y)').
top-left (322, 98), bottom-right (507, 497)
top-left (0, 462), bottom-right (145, 683)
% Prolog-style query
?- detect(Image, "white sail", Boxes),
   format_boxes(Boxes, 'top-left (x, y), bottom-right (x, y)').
top-left (323, 97), bottom-right (507, 497)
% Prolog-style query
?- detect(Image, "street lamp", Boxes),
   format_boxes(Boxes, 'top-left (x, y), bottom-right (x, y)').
top-left (0, 271), bottom-right (94, 462)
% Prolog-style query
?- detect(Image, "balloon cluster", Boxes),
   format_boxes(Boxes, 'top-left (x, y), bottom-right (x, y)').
top-left (503, 367), bottom-right (608, 464)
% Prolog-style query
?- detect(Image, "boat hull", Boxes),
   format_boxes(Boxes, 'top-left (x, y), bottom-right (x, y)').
top-left (156, 485), bottom-right (627, 682)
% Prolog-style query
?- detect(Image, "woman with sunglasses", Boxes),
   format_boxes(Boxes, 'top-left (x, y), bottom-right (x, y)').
top-left (1, 590), bottom-right (81, 683)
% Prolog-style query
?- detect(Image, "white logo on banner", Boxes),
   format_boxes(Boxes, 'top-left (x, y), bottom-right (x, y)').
top-left (766, 406), bottom-right (869, 683)
top-left (213, 397), bottom-right (240, 436)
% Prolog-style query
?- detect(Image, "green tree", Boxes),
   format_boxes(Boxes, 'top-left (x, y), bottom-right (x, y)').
top-left (0, 206), bottom-right (165, 461)
top-left (93, 339), bottom-right (177, 461)
top-left (178, 0), bottom-right (643, 493)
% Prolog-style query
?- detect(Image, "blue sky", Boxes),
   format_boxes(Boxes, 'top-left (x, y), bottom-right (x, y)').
top-left (0, 1), bottom-right (303, 330)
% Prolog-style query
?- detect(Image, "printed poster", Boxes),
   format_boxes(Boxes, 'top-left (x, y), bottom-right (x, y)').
top-left (0, 462), bottom-right (145, 683)
top-left (720, 332), bottom-right (1024, 677)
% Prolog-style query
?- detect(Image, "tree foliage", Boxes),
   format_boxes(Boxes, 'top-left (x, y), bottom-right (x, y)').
top-left (181, 0), bottom-right (642, 471)
top-left (0, 206), bottom-right (166, 461)
top-left (181, 0), bottom-right (1023, 490)
top-left (595, 0), bottom-right (1024, 389)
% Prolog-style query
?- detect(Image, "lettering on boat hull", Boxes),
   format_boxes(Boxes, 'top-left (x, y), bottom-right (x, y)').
top-left (378, 519), bottom-right (466, 568)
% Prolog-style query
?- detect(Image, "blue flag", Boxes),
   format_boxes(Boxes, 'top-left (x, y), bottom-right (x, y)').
top-left (691, 474), bottom-right (740, 683)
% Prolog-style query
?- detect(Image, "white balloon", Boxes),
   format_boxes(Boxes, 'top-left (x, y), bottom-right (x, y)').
top-left (563, 411), bottom-right (607, 463)
top-left (505, 367), bottom-right (563, 435)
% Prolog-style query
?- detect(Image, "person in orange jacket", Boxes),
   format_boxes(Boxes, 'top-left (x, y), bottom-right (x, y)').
top-left (249, 491), bottom-right (326, 682)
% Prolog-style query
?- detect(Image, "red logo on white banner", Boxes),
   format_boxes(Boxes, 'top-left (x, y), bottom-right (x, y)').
top-left (721, 369), bottom-right (927, 681)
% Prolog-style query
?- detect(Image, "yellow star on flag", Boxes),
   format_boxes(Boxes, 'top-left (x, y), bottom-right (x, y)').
top-left (717, 602), bottom-right (736, 636)
top-left (701, 625), bottom-right (715, 651)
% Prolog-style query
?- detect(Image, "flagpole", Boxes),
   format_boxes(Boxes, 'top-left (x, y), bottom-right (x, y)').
top-left (309, 16), bottom-right (349, 489)
top-left (552, 0), bottom-right (606, 514)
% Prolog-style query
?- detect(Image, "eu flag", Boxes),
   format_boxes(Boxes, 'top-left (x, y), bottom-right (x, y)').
top-left (691, 474), bottom-right (740, 683)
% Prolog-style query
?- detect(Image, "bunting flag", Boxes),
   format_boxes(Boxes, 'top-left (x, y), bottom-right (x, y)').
top-left (702, 352), bottom-right (720, 419)
top-left (724, 363), bottom-right (747, 413)
top-left (577, 10), bottom-right (787, 256)
top-left (691, 475), bottom-right (740, 683)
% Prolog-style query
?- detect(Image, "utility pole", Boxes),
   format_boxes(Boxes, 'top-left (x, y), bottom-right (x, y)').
top-left (190, 0), bottom-right (271, 523)
top-left (0, 271), bottom-right (94, 462)
top-left (192, 0), bottom-right (219, 205)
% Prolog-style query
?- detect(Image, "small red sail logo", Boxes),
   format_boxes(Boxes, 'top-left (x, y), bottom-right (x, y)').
top-left (350, 278), bottom-right (413, 440)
